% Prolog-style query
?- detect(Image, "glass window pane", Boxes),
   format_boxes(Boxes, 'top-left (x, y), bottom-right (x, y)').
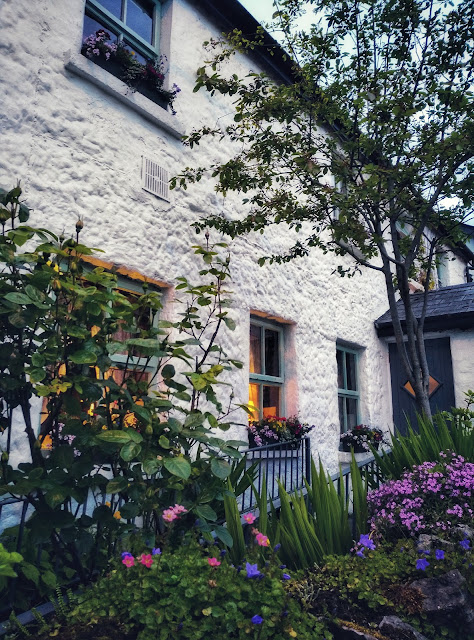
top-left (249, 324), bottom-right (261, 374)
top-left (263, 385), bottom-right (280, 418)
top-left (83, 14), bottom-right (118, 42)
top-left (126, 0), bottom-right (154, 43)
top-left (346, 397), bottom-right (358, 429)
top-left (264, 329), bottom-right (280, 377)
top-left (338, 395), bottom-right (345, 432)
top-left (336, 348), bottom-right (344, 389)
top-left (346, 352), bottom-right (357, 391)
top-left (248, 383), bottom-right (260, 420)
top-left (100, 0), bottom-right (122, 19)
top-left (122, 42), bottom-right (147, 64)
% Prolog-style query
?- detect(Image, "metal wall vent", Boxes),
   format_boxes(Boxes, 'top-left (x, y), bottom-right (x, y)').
top-left (141, 157), bottom-right (170, 202)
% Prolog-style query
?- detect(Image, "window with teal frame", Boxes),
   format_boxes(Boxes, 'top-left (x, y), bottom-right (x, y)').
top-left (337, 344), bottom-right (360, 433)
top-left (83, 0), bottom-right (161, 62)
top-left (249, 318), bottom-right (284, 420)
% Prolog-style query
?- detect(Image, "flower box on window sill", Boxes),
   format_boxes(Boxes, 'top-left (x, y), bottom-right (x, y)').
top-left (81, 53), bottom-right (171, 111)
top-left (247, 433), bottom-right (303, 457)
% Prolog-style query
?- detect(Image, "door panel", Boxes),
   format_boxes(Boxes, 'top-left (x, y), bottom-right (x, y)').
top-left (389, 337), bottom-right (455, 435)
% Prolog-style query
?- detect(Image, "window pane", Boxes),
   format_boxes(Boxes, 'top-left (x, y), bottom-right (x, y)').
top-left (83, 14), bottom-right (118, 42)
top-left (248, 383), bottom-right (260, 420)
top-left (122, 42), bottom-right (147, 64)
top-left (338, 395), bottom-right (345, 432)
top-left (249, 324), bottom-right (261, 374)
top-left (346, 352), bottom-right (357, 391)
top-left (346, 397), bottom-right (358, 429)
top-left (263, 385), bottom-right (279, 418)
top-left (126, 0), bottom-right (154, 43)
top-left (336, 348), bottom-right (344, 389)
top-left (265, 329), bottom-right (280, 377)
top-left (100, 0), bottom-right (122, 19)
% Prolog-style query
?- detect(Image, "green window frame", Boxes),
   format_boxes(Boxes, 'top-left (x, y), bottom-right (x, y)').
top-left (249, 318), bottom-right (284, 420)
top-left (337, 344), bottom-right (360, 433)
top-left (84, 0), bottom-right (161, 61)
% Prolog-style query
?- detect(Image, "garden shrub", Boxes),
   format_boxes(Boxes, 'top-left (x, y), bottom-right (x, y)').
top-left (289, 537), bottom-right (473, 640)
top-left (66, 541), bottom-right (331, 640)
top-left (368, 452), bottom-right (474, 539)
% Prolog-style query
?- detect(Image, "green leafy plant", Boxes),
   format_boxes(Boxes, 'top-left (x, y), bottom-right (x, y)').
top-left (0, 542), bottom-right (22, 578)
top-left (63, 542), bottom-right (331, 640)
top-left (370, 408), bottom-right (474, 481)
top-left (0, 184), bottom-right (247, 610)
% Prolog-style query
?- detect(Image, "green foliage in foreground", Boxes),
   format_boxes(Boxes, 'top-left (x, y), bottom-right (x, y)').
top-left (290, 538), bottom-right (474, 640)
top-left (371, 400), bottom-right (474, 481)
top-left (248, 455), bottom-right (368, 570)
top-left (66, 543), bottom-right (330, 640)
top-left (0, 543), bottom-right (22, 578)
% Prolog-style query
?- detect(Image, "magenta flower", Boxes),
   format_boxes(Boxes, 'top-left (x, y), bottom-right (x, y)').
top-left (208, 557), bottom-right (221, 567)
top-left (244, 513), bottom-right (256, 524)
top-left (122, 555), bottom-right (135, 567)
top-left (255, 532), bottom-right (270, 547)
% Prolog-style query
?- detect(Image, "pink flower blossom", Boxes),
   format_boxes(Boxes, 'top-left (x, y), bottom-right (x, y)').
top-left (122, 555), bottom-right (135, 567)
top-left (207, 557), bottom-right (221, 567)
top-left (139, 554), bottom-right (153, 568)
top-left (256, 533), bottom-right (270, 547)
top-left (244, 513), bottom-right (256, 524)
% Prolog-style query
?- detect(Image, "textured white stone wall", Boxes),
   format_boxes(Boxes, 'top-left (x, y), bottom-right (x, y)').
top-left (450, 331), bottom-right (474, 406)
top-left (0, 0), bottom-right (448, 473)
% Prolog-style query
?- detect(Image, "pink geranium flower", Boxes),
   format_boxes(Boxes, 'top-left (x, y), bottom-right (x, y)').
top-left (208, 557), bottom-right (221, 567)
top-left (139, 554), bottom-right (153, 568)
top-left (162, 504), bottom-right (188, 523)
top-left (244, 513), bottom-right (256, 524)
top-left (122, 555), bottom-right (135, 567)
top-left (256, 533), bottom-right (270, 547)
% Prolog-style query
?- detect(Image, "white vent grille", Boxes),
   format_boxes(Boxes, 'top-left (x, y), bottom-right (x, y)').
top-left (141, 157), bottom-right (170, 201)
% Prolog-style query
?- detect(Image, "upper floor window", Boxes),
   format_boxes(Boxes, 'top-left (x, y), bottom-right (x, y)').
top-left (337, 344), bottom-right (360, 433)
top-left (83, 0), bottom-right (161, 61)
top-left (249, 319), bottom-right (284, 420)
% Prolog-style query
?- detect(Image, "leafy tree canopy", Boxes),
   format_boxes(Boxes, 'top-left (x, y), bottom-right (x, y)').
top-left (173, 0), bottom-right (474, 416)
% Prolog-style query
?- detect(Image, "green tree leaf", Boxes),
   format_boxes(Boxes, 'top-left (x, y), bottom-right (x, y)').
top-left (163, 457), bottom-right (191, 480)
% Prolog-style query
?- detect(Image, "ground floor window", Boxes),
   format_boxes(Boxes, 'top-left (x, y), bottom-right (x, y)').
top-left (249, 318), bottom-right (284, 420)
top-left (337, 344), bottom-right (360, 433)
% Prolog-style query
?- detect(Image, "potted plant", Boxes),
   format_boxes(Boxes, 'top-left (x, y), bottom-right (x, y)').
top-left (340, 424), bottom-right (385, 453)
top-left (81, 30), bottom-right (181, 113)
top-left (247, 416), bottom-right (314, 449)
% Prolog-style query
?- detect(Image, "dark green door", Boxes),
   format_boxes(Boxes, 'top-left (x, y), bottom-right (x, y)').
top-left (389, 337), bottom-right (455, 435)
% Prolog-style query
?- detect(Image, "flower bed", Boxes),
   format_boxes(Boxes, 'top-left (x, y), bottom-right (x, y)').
top-left (368, 452), bottom-right (474, 538)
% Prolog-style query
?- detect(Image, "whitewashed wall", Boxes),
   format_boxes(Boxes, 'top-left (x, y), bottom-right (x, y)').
top-left (2, 0), bottom-right (465, 472)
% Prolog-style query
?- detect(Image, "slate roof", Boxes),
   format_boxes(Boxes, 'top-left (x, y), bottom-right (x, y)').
top-left (374, 282), bottom-right (474, 337)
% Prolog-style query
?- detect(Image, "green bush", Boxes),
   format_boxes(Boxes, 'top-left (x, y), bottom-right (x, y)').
top-left (370, 397), bottom-right (474, 482)
top-left (67, 542), bottom-right (331, 640)
top-left (290, 538), bottom-right (474, 640)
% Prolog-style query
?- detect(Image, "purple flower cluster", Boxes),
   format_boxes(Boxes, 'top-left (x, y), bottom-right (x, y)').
top-left (368, 453), bottom-right (474, 538)
top-left (82, 29), bottom-right (118, 61)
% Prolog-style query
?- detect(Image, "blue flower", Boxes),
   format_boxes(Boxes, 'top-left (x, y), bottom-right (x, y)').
top-left (251, 615), bottom-right (263, 625)
top-left (359, 534), bottom-right (376, 550)
top-left (460, 539), bottom-right (471, 551)
top-left (121, 551), bottom-right (132, 558)
top-left (274, 543), bottom-right (281, 551)
top-left (152, 547), bottom-right (161, 555)
top-left (435, 549), bottom-right (445, 560)
top-left (282, 573), bottom-right (291, 580)
top-left (356, 550), bottom-right (365, 558)
top-left (280, 564), bottom-right (286, 569)
top-left (416, 558), bottom-right (430, 571)
top-left (245, 562), bottom-right (262, 579)
top-left (220, 549), bottom-right (227, 557)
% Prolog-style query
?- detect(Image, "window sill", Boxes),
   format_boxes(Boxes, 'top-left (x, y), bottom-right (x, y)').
top-left (65, 54), bottom-right (185, 140)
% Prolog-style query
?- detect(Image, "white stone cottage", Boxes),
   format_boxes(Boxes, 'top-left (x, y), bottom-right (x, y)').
top-left (1, 0), bottom-right (473, 471)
